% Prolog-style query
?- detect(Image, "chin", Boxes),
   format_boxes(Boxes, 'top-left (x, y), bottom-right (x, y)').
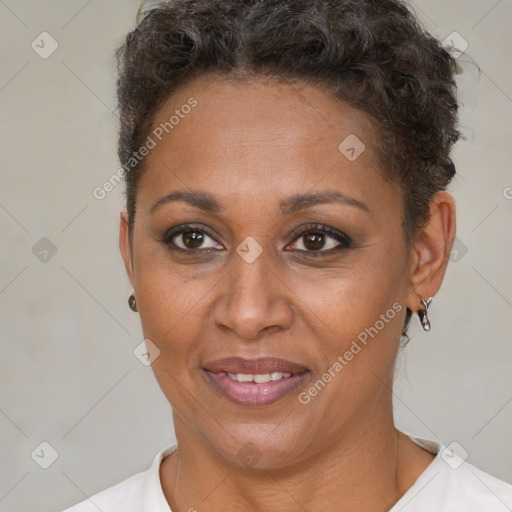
top-left (204, 421), bottom-right (313, 470)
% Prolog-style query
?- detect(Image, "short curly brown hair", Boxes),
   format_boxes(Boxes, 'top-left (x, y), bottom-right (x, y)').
top-left (115, 0), bottom-right (462, 337)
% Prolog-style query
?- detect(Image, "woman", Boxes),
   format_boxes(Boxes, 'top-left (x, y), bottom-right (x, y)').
top-left (64, 0), bottom-right (512, 510)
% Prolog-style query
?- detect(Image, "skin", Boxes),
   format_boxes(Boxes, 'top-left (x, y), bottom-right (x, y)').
top-left (119, 75), bottom-right (456, 512)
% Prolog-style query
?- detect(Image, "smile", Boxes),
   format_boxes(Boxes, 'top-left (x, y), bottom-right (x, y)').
top-left (224, 371), bottom-right (292, 383)
top-left (204, 369), bottom-right (310, 406)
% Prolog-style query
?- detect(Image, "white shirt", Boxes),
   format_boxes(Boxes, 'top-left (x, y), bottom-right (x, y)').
top-left (62, 433), bottom-right (512, 511)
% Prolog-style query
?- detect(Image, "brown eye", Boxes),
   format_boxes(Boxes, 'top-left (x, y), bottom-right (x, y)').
top-left (302, 233), bottom-right (326, 251)
top-left (161, 225), bottom-right (224, 252)
top-left (180, 230), bottom-right (205, 249)
top-left (287, 224), bottom-right (352, 254)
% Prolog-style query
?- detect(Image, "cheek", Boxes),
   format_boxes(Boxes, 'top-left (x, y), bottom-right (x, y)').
top-left (134, 263), bottom-right (209, 410)
top-left (289, 256), bottom-right (406, 425)
top-left (133, 234), bottom-right (212, 317)
top-left (291, 250), bottom-right (405, 343)
top-left (132, 254), bottom-right (211, 362)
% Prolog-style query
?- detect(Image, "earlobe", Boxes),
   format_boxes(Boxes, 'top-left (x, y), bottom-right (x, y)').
top-left (119, 210), bottom-right (134, 286)
top-left (406, 191), bottom-right (456, 313)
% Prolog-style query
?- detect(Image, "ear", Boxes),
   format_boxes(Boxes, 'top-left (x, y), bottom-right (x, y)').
top-left (119, 210), bottom-right (134, 286)
top-left (406, 191), bottom-right (456, 312)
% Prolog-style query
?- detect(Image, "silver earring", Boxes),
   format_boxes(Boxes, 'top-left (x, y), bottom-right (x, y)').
top-left (128, 293), bottom-right (138, 312)
top-left (417, 296), bottom-right (433, 331)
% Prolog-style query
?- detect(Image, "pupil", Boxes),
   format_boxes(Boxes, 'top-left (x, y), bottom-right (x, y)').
top-left (183, 230), bottom-right (203, 248)
top-left (304, 233), bottom-right (324, 250)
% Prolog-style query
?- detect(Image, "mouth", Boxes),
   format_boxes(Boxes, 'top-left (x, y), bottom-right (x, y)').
top-left (203, 357), bottom-right (310, 406)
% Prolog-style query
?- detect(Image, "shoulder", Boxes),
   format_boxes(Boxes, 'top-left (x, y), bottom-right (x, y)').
top-left (61, 470), bottom-right (146, 512)
top-left (60, 444), bottom-right (177, 512)
top-left (394, 432), bottom-right (512, 511)
top-left (450, 459), bottom-right (512, 510)
top-left (393, 456), bottom-right (512, 511)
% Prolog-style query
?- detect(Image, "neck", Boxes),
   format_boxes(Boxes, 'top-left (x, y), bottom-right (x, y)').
top-left (160, 409), bottom-right (432, 512)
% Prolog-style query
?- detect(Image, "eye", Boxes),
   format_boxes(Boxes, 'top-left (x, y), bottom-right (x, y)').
top-left (286, 224), bottom-right (352, 254)
top-left (161, 225), bottom-right (224, 252)
top-left (160, 223), bottom-right (351, 255)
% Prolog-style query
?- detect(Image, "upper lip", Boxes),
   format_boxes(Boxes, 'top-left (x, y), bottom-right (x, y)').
top-left (203, 357), bottom-right (309, 375)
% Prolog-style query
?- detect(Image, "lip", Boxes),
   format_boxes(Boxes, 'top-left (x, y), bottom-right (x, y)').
top-left (204, 370), bottom-right (310, 406)
top-left (203, 356), bottom-right (309, 375)
top-left (203, 357), bottom-right (310, 406)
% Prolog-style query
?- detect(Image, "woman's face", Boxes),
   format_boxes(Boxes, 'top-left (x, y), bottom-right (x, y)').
top-left (120, 75), bottom-right (418, 468)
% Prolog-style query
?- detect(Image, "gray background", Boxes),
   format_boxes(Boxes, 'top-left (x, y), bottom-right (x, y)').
top-left (0, 1), bottom-right (511, 511)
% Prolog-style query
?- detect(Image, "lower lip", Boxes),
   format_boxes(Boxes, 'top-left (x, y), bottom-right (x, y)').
top-left (204, 370), bottom-right (310, 406)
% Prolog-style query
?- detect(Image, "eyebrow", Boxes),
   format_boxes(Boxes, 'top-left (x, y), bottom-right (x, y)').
top-left (280, 190), bottom-right (370, 215)
top-left (150, 190), bottom-right (223, 215)
top-left (150, 189), bottom-right (370, 215)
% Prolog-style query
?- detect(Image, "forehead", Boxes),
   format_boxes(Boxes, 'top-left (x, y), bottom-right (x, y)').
top-left (137, 75), bottom-right (396, 217)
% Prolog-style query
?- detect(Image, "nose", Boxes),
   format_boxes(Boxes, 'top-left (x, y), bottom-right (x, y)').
top-left (212, 247), bottom-right (294, 340)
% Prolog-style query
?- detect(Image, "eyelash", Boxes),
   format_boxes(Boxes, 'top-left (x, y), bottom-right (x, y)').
top-left (160, 223), bottom-right (352, 256)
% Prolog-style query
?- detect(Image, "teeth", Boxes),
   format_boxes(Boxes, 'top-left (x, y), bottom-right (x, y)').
top-left (236, 373), bottom-right (254, 382)
top-left (274, 372), bottom-right (291, 380)
top-left (225, 372), bottom-right (293, 383)
top-left (253, 373), bottom-right (271, 383)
